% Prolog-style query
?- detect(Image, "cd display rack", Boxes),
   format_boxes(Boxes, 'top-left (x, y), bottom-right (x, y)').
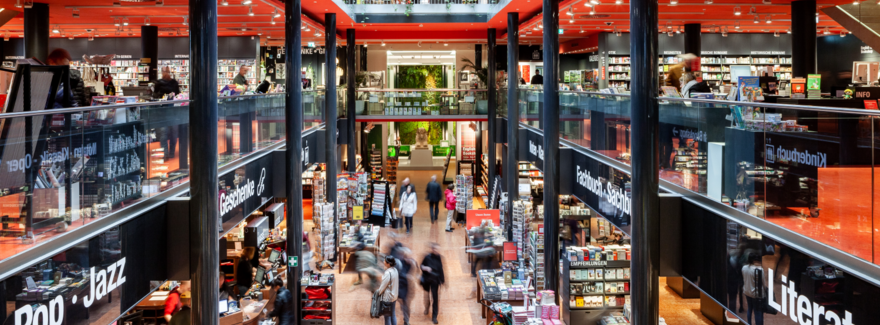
top-left (455, 175), bottom-right (474, 213)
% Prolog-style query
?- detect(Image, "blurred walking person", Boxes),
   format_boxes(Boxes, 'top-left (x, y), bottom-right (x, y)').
top-left (420, 243), bottom-right (445, 324)
top-left (741, 253), bottom-right (765, 325)
top-left (391, 242), bottom-right (416, 325)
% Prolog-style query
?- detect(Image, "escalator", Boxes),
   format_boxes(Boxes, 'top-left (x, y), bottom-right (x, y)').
top-left (821, 2), bottom-right (880, 53)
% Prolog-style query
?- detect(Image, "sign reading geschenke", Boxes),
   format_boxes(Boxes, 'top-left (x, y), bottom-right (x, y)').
top-left (218, 153), bottom-right (275, 223)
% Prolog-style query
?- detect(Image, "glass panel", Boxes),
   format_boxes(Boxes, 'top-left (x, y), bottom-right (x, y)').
top-left (354, 89), bottom-right (489, 116)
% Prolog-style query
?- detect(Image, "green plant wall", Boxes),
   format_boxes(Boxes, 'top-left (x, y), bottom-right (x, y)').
top-left (398, 122), bottom-right (445, 145)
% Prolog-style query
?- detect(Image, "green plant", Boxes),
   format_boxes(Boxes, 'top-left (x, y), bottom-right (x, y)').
top-left (458, 57), bottom-right (487, 88)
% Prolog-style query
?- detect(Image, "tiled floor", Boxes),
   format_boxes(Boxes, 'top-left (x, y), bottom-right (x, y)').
top-left (314, 169), bottom-right (712, 325)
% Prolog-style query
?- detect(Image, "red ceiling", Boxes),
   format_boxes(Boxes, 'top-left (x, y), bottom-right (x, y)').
top-left (0, 0), bottom-right (855, 46)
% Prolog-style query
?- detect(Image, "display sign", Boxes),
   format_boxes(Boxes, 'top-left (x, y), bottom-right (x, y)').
top-left (431, 145), bottom-right (455, 157)
top-left (862, 46), bottom-right (874, 54)
top-left (807, 74), bottom-right (822, 99)
top-left (866, 100), bottom-right (879, 110)
top-left (218, 153), bottom-right (275, 223)
top-left (502, 242), bottom-right (517, 261)
top-left (466, 209), bottom-right (500, 229)
top-left (570, 149), bottom-right (631, 228)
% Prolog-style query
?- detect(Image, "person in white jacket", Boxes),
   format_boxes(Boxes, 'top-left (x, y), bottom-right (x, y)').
top-left (399, 185), bottom-right (418, 233)
top-left (376, 255), bottom-right (400, 325)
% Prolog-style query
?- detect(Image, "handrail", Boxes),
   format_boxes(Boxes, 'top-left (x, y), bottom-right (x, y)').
top-left (523, 88), bottom-right (880, 116)
top-left (217, 92), bottom-right (288, 100)
top-left (0, 99), bottom-right (191, 119)
top-left (355, 88), bottom-right (488, 92)
top-left (657, 96), bottom-right (880, 116)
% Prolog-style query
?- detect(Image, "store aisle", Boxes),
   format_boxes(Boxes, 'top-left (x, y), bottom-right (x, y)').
top-left (659, 277), bottom-right (713, 324)
top-left (334, 169), bottom-right (487, 325)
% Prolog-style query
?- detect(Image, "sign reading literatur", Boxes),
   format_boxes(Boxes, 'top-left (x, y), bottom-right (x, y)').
top-left (218, 153), bottom-right (275, 223)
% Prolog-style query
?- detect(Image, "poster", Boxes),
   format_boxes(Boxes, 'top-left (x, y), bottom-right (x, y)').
top-left (503, 242), bottom-right (517, 261)
top-left (353, 206), bottom-right (363, 220)
top-left (807, 74), bottom-right (822, 98)
top-left (522, 65), bottom-right (531, 84)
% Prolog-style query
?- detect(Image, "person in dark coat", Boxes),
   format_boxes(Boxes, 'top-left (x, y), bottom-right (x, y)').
top-left (46, 48), bottom-right (79, 108)
top-left (267, 278), bottom-right (294, 325)
top-left (425, 175), bottom-right (443, 224)
top-left (530, 71), bottom-right (544, 85)
top-left (219, 271), bottom-right (237, 302)
top-left (420, 243), bottom-right (445, 324)
top-left (391, 242), bottom-right (415, 325)
top-left (153, 66), bottom-right (181, 99)
top-left (236, 247), bottom-right (256, 295)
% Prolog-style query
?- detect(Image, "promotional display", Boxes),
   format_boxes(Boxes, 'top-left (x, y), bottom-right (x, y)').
top-left (218, 153), bottom-right (275, 224)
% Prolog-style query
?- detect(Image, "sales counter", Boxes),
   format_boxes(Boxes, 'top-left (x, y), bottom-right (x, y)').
top-left (133, 285), bottom-right (278, 325)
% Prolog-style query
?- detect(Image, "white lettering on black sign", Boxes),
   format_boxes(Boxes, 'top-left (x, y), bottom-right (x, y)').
top-left (115, 55), bottom-right (132, 59)
top-left (861, 46), bottom-right (874, 54)
top-left (528, 140), bottom-right (544, 162)
top-left (765, 143), bottom-right (827, 168)
top-left (576, 165), bottom-right (631, 217)
top-left (174, 54), bottom-right (189, 58)
top-left (766, 267), bottom-right (854, 325)
top-left (673, 127), bottom-right (706, 142)
top-left (14, 258), bottom-right (127, 325)
top-left (571, 260), bottom-right (607, 267)
top-left (219, 167), bottom-right (267, 216)
top-left (5, 56), bottom-right (24, 60)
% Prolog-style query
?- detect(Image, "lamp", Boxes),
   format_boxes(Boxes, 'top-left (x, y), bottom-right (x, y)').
top-left (273, 9), bottom-right (281, 18)
top-left (248, 6), bottom-right (254, 16)
top-left (765, 15), bottom-right (771, 23)
top-left (52, 25), bottom-right (59, 33)
top-left (145, 17), bottom-right (151, 26)
top-left (123, 17), bottom-right (129, 26)
top-left (72, 8), bottom-right (80, 18)
top-left (733, 6), bottom-right (741, 15)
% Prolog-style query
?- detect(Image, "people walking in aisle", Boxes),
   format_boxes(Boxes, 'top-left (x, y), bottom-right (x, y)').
top-left (468, 226), bottom-right (493, 277)
top-left (376, 255), bottom-right (400, 325)
top-left (426, 175), bottom-right (443, 224)
top-left (741, 253), bottom-right (765, 325)
top-left (267, 278), bottom-right (294, 325)
top-left (444, 184), bottom-right (457, 232)
top-left (421, 243), bottom-right (445, 324)
top-left (400, 185), bottom-right (418, 234)
top-left (168, 291), bottom-right (192, 325)
top-left (391, 242), bottom-right (416, 325)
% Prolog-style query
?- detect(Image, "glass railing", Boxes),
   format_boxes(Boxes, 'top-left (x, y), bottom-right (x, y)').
top-left (0, 93), bottom-right (315, 264)
top-left (354, 89), bottom-right (489, 116)
top-left (533, 88), bottom-right (880, 266)
top-left (657, 98), bottom-right (880, 265)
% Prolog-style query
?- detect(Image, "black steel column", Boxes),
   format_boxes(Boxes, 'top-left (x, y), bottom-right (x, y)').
top-left (347, 29), bottom-right (356, 172)
top-left (284, 0), bottom-right (304, 320)
top-left (506, 13), bottom-right (519, 241)
top-left (23, 3), bottom-right (48, 63)
top-left (630, 0), bottom-right (660, 322)
top-left (542, 0), bottom-right (560, 292)
top-left (141, 26), bottom-right (159, 82)
top-left (791, 0), bottom-right (816, 77)
top-left (326, 17), bottom-right (338, 205)
top-left (684, 24), bottom-right (700, 57)
top-left (188, 0), bottom-right (219, 321)
top-left (475, 44), bottom-right (483, 71)
top-left (487, 28), bottom-right (497, 202)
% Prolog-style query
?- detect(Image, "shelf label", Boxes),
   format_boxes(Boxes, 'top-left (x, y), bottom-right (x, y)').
top-left (116, 55), bottom-right (132, 59)
top-left (571, 260), bottom-right (607, 267)
top-left (701, 51), bottom-right (728, 55)
top-left (174, 54), bottom-right (189, 58)
top-left (662, 51), bottom-right (681, 55)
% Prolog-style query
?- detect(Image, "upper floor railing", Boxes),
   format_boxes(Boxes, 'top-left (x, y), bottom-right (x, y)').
top-left (354, 88), bottom-right (490, 116)
top-left (516, 88), bottom-right (880, 267)
top-left (0, 92), bottom-right (321, 264)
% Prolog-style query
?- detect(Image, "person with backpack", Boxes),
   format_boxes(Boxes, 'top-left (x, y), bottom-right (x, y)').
top-left (741, 253), bottom-right (765, 325)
